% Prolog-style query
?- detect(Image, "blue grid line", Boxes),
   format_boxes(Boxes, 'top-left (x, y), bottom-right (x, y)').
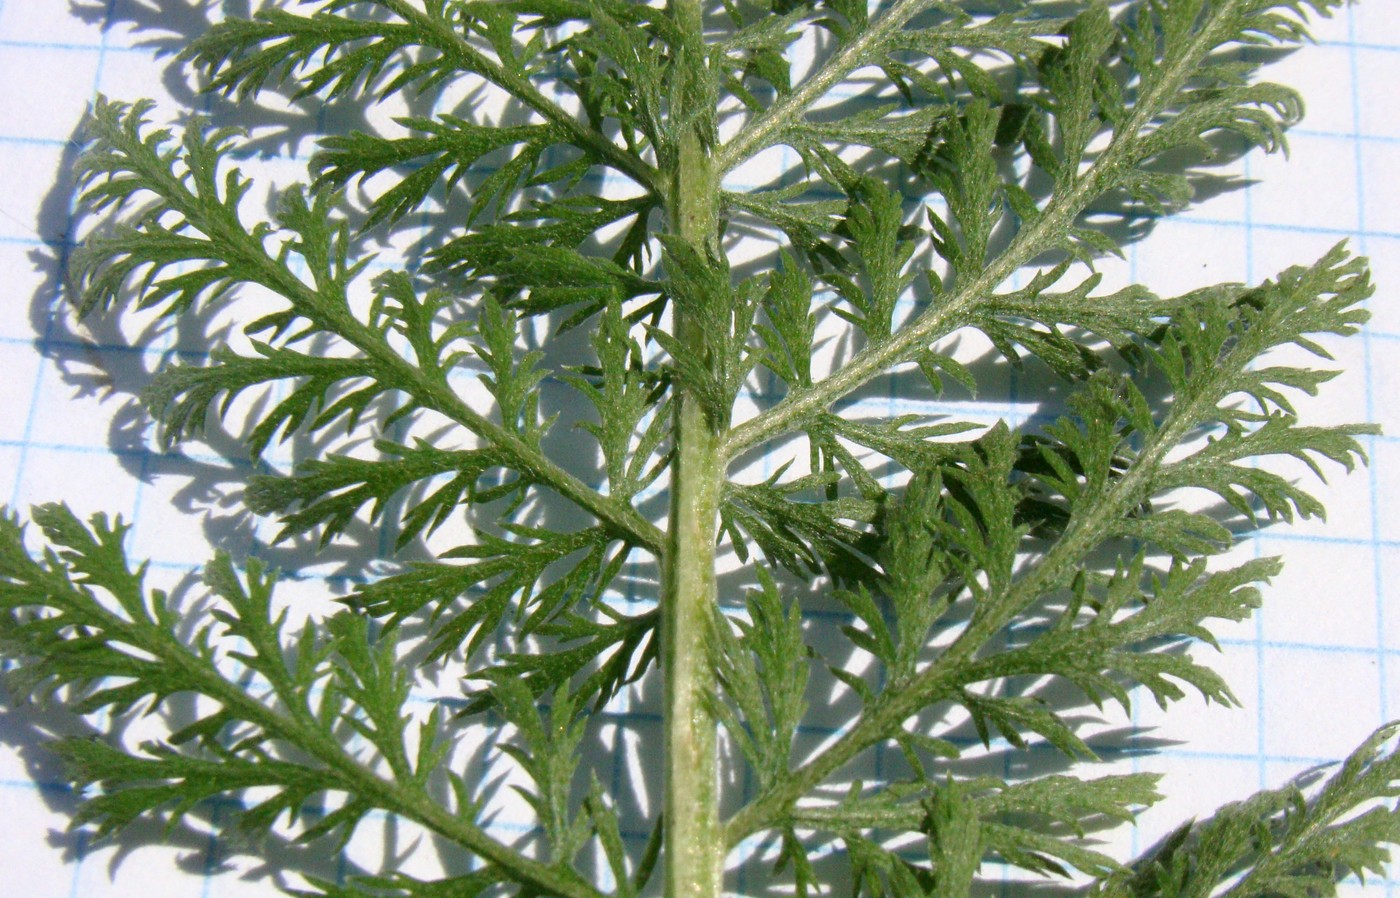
top-left (1217, 638), bottom-right (1400, 657)
top-left (1320, 38), bottom-right (1400, 53)
top-left (0, 38), bottom-right (153, 53)
top-left (0, 135), bottom-right (81, 147)
top-left (1165, 214), bottom-right (1400, 240)
top-left (1341, 28), bottom-right (1381, 556)
top-left (1239, 71), bottom-right (1270, 795)
top-left (1292, 127), bottom-right (1400, 145)
top-left (1256, 531), bottom-right (1400, 549)
top-left (1343, 18), bottom-right (1395, 896)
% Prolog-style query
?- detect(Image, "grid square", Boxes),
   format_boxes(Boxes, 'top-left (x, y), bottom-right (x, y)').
top-left (1376, 544), bottom-right (1400, 654)
top-left (0, 0), bottom-right (109, 46)
top-left (0, 444), bottom-right (23, 504)
top-left (1352, 47), bottom-right (1400, 141)
top-left (1246, 136), bottom-right (1361, 236)
top-left (1261, 646), bottom-right (1383, 759)
top-left (1347, 7), bottom-right (1400, 52)
top-left (87, 44), bottom-right (185, 115)
top-left (1358, 138), bottom-right (1400, 237)
top-left (0, 242), bottom-right (69, 341)
top-left (1257, 537), bottom-right (1379, 649)
top-left (0, 337), bottom-right (44, 440)
top-left (0, 138), bottom-right (80, 242)
top-left (10, 440), bottom-right (141, 519)
top-left (1269, 42), bottom-right (1361, 140)
top-left (1123, 218), bottom-right (1252, 295)
top-left (1240, 225), bottom-right (1362, 289)
top-left (1357, 240), bottom-right (1400, 336)
top-left (0, 781), bottom-right (83, 897)
top-left (25, 340), bottom-right (156, 453)
top-left (123, 450), bottom-right (259, 571)
top-left (0, 45), bottom-right (99, 141)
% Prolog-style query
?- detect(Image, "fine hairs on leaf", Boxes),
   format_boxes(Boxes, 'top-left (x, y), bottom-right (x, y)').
top-left (2, 1), bottom-right (1397, 897)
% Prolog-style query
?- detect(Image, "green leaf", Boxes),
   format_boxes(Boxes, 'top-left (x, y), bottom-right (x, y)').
top-left (8, 2), bottom-right (1390, 897)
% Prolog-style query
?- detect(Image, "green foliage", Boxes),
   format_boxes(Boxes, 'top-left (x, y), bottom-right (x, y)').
top-left (2, 1), bottom-right (1396, 896)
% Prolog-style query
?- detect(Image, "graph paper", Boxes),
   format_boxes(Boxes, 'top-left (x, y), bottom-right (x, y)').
top-left (1, 2), bottom-right (1398, 896)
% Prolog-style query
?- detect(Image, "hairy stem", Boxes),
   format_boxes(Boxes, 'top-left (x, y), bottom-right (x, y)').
top-left (661, 2), bottom-right (725, 896)
top-left (661, 361), bottom-right (724, 898)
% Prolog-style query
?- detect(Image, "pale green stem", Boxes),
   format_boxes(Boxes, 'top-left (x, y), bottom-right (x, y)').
top-left (661, 371), bottom-right (724, 898)
top-left (661, 2), bottom-right (725, 897)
